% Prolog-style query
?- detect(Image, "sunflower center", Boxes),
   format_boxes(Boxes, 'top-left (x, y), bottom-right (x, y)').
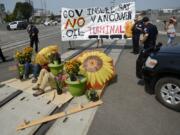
top-left (83, 56), bottom-right (103, 72)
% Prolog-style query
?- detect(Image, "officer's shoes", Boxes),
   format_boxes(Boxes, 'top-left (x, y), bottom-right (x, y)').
top-left (130, 51), bottom-right (139, 55)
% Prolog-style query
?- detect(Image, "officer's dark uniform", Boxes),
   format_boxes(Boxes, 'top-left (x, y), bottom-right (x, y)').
top-left (0, 48), bottom-right (5, 62)
top-left (143, 23), bottom-right (158, 49)
top-left (136, 17), bottom-right (158, 79)
top-left (29, 26), bottom-right (39, 53)
top-left (132, 20), bottom-right (143, 54)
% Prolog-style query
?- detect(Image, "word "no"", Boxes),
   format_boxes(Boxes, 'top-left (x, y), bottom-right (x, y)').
top-left (65, 17), bottom-right (85, 29)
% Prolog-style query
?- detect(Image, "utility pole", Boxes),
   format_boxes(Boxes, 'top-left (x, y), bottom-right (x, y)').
top-left (44, 0), bottom-right (46, 17)
top-left (40, 0), bottom-right (45, 21)
top-left (41, 0), bottom-right (43, 11)
top-left (41, 0), bottom-right (44, 16)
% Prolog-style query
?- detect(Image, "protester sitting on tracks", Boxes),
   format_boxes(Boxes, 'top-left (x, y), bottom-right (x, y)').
top-left (24, 63), bottom-right (41, 82)
top-left (32, 52), bottom-right (61, 97)
top-left (32, 68), bottom-right (55, 96)
top-left (24, 45), bottom-right (59, 83)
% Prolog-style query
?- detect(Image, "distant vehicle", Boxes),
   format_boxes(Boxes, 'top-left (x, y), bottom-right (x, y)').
top-left (156, 19), bottom-right (161, 23)
top-left (136, 44), bottom-right (180, 111)
top-left (51, 21), bottom-right (58, 26)
top-left (44, 20), bottom-right (52, 26)
top-left (7, 21), bottom-right (28, 30)
top-left (44, 20), bottom-right (58, 26)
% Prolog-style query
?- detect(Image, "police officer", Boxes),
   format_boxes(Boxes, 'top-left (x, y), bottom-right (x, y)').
top-left (27, 24), bottom-right (39, 53)
top-left (132, 15), bottom-right (143, 54)
top-left (141, 17), bottom-right (158, 50)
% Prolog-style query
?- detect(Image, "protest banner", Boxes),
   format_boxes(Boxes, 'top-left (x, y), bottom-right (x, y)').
top-left (61, 2), bottom-right (135, 41)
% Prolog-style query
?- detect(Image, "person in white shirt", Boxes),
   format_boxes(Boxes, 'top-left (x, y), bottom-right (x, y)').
top-left (165, 18), bottom-right (176, 45)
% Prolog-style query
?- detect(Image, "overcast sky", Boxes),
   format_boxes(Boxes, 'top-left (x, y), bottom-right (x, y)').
top-left (1, 0), bottom-right (180, 14)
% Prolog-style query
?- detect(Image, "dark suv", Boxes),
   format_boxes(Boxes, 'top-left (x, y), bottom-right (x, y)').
top-left (136, 44), bottom-right (180, 111)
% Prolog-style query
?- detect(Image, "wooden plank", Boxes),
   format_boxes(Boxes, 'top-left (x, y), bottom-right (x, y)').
top-left (16, 100), bottom-right (103, 131)
top-left (4, 78), bottom-right (33, 90)
top-left (33, 99), bottom-right (72, 135)
top-left (1, 78), bottom-right (18, 84)
top-left (44, 91), bottom-right (73, 106)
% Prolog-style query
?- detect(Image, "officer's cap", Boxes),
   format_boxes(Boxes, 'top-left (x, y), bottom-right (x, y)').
top-left (137, 16), bottom-right (142, 21)
top-left (142, 17), bottom-right (149, 22)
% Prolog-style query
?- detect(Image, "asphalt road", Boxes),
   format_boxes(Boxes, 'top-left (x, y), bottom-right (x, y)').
top-left (87, 35), bottom-right (180, 135)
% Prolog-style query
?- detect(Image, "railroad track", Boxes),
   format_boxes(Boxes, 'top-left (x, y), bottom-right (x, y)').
top-left (2, 31), bottom-right (60, 51)
top-left (0, 39), bottom-right (122, 135)
top-left (0, 26), bottom-right (60, 47)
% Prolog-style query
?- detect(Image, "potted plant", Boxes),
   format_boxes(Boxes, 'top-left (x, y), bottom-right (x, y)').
top-left (54, 73), bottom-right (67, 95)
top-left (48, 52), bottom-right (63, 76)
top-left (23, 47), bottom-right (33, 63)
top-left (64, 60), bottom-right (87, 96)
top-left (86, 90), bottom-right (99, 102)
top-left (14, 47), bottom-right (33, 79)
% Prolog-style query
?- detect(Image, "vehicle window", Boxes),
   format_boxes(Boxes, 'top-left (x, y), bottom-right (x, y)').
top-left (11, 22), bottom-right (17, 25)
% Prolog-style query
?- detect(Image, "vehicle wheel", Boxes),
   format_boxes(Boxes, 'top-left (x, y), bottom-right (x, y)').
top-left (155, 77), bottom-right (180, 111)
top-left (7, 25), bottom-right (11, 30)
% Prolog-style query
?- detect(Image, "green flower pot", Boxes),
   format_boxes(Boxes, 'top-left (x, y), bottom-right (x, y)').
top-left (65, 75), bottom-right (87, 96)
top-left (48, 63), bottom-right (63, 76)
top-left (17, 63), bottom-right (25, 80)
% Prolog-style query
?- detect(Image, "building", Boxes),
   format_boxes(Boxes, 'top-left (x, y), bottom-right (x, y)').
top-left (161, 8), bottom-right (175, 13)
top-left (33, 8), bottom-right (51, 17)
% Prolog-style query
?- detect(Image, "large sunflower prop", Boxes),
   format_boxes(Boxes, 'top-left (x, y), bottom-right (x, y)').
top-left (77, 51), bottom-right (115, 89)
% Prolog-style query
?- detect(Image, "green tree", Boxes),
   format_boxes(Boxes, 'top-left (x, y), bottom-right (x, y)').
top-left (4, 2), bottom-right (33, 22)
top-left (22, 2), bottom-right (33, 21)
top-left (13, 2), bottom-right (33, 21)
top-left (4, 13), bottom-right (16, 22)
